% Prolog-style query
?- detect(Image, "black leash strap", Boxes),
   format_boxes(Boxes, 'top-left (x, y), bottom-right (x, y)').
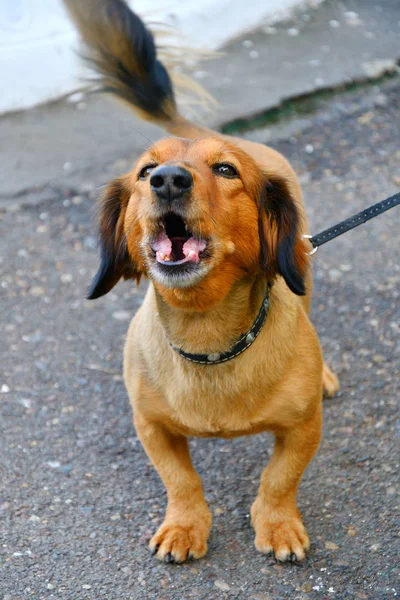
top-left (308, 191), bottom-right (400, 252)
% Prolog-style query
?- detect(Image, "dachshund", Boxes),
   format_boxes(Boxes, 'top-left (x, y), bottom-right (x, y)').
top-left (64, 0), bottom-right (340, 564)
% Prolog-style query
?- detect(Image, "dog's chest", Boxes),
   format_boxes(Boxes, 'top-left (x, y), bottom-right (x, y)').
top-left (160, 362), bottom-right (273, 436)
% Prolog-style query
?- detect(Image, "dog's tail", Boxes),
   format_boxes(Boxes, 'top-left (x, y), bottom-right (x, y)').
top-left (63, 0), bottom-right (213, 139)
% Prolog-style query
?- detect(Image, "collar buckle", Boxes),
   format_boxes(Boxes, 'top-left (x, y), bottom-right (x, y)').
top-left (302, 234), bottom-right (318, 256)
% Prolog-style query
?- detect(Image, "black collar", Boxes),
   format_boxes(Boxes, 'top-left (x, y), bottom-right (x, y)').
top-left (169, 284), bottom-right (271, 365)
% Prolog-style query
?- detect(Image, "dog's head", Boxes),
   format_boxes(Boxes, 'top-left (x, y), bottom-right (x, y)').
top-left (88, 137), bottom-right (309, 309)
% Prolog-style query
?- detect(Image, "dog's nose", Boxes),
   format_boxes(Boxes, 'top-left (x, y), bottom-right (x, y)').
top-left (150, 165), bottom-right (193, 201)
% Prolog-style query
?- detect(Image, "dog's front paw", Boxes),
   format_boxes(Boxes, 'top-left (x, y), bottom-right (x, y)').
top-left (251, 501), bottom-right (310, 562)
top-left (149, 511), bottom-right (211, 563)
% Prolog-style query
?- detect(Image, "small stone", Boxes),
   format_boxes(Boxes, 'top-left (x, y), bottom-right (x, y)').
top-left (30, 286), bottom-right (45, 296)
top-left (372, 354), bottom-right (385, 363)
top-left (47, 461), bottom-right (61, 469)
top-left (374, 93), bottom-right (388, 108)
top-left (19, 398), bottom-right (32, 409)
top-left (313, 559), bottom-right (327, 568)
top-left (301, 582), bottom-right (313, 593)
top-left (333, 559), bottom-right (349, 567)
top-left (112, 310), bottom-right (131, 321)
top-left (386, 486), bottom-right (396, 496)
top-left (329, 20), bottom-right (340, 28)
top-left (122, 566), bottom-right (133, 575)
top-left (242, 39), bottom-right (254, 48)
top-left (339, 264), bottom-right (352, 272)
top-left (249, 50), bottom-right (259, 59)
top-left (287, 27), bottom-right (299, 36)
top-left (214, 580), bottom-right (230, 591)
top-left (214, 507), bottom-right (225, 516)
top-left (325, 541), bottom-right (339, 550)
top-left (47, 583), bottom-right (55, 590)
top-left (305, 144), bottom-right (314, 154)
top-left (72, 195), bottom-right (83, 205)
top-left (111, 513), bottom-right (121, 520)
top-left (344, 11), bottom-right (361, 25)
top-left (328, 269), bottom-right (342, 282)
top-left (358, 112), bottom-right (374, 125)
top-left (82, 584), bottom-right (91, 590)
top-left (347, 526), bottom-right (357, 537)
top-left (392, 175), bottom-right (400, 187)
top-left (1, 384), bottom-right (10, 393)
top-left (60, 273), bottom-right (73, 283)
top-left (370, 543), bottom-right (380, 552)
top-left (28, 515), bottom-right (41, 523)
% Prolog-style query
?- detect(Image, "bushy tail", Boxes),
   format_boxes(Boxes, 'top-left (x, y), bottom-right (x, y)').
top-left (63, 0), bottom-right (213, 137)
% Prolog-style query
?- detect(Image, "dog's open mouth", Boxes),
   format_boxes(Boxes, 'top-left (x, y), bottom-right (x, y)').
top-left (151, 214), bottom-right (207, 266)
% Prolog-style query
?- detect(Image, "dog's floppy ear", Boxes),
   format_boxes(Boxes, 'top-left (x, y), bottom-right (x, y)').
top-left (259, 175), bottom-right (309, 296)
top-left (88, 177), bottom-right (140, 300)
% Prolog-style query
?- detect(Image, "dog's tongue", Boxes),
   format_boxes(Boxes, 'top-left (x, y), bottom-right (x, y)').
top-left (153, 233), bottom-right (206, 263)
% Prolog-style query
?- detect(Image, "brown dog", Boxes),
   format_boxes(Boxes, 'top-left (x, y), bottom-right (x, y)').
top-left (65, 0), bottom-right (340, 563)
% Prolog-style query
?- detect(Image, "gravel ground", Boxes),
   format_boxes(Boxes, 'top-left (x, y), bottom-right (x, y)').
top-left (1, 81), bottom-right (399, 600)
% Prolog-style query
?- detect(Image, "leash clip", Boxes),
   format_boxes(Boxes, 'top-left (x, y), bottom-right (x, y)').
top-left (302, 234), bottom-right (318, 256)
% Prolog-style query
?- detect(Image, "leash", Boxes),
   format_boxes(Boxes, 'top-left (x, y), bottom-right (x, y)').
top-left (303, 191), bottom-right (400, 255)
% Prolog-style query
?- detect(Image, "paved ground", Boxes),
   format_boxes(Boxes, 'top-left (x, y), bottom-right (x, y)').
top-left (1, 78), bottom-right (399, 600)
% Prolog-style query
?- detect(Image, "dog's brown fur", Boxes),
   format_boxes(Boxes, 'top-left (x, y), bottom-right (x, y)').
top-left (65, 0), bottom-right (340, 563)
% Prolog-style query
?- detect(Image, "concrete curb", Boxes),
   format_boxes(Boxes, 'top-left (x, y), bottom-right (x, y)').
top-left (1, 0), bottom-right (399, 202)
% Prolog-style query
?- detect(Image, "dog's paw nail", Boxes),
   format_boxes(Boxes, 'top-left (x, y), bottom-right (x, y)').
top-left (275, 553), bottom-right (290, 563)
top-left (290, 552), bottom-right (299, 563)
top-left (164, 552), bottom-right (175, 563)
top-left (187, 552), bottom-right (194, 561)
top-left (150, 545), bottom-right (159, 556)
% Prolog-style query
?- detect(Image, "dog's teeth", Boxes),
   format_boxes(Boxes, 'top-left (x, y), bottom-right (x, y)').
top-left (187, 250), bottom-right (198, 262)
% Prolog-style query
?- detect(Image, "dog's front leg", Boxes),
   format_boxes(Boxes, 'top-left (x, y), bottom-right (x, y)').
top-left (134, 411), bottom-right (212, 563)
top-left (251, 403), bottom-right (322, 562)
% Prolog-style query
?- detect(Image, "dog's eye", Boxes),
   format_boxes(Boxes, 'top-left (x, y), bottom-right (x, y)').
top-left (212, 163), bottom-right (239, 179)
top-left (138, 164), bottom-right (157, 180)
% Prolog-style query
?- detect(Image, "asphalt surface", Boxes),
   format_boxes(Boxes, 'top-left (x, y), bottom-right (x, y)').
top-left (1, 81), bottom-right (399, 600)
